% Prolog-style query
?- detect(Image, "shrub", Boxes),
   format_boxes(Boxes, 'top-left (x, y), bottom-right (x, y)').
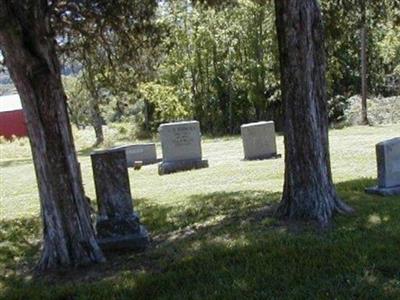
top-left (344, 95), bottom-right (400, 125)
top-left (328, 95), bottom-right (350, 124)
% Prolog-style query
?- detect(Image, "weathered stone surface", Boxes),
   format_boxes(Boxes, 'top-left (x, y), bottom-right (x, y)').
top-left (158, 120), bottom-right (208, 175)
top-left (96, 214), bottom-right (149, 251)
top-left (112, 143), bottom-right (159, 167)
top-left (91, 149), bottom-right (133, 218)
top-left (241, 121), bottom-right (279, 160)
top-left (159, 121), bottom-right (202, 161)
top-left (365, 185), bottom-right (400, 196)
top-left (376, 138), bottom-right (400, 188)
top-left (365, 137), bottom-right (400, 196)
top-left (91, 148), bottom-right (149, 250)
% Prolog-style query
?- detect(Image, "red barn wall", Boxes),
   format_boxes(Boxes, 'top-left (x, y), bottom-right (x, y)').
top-left (0, 109), bottom-right (28, 139)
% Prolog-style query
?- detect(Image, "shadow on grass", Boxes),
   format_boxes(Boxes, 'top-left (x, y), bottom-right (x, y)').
top-left (0, 217), bottom-right (41, 281)
top-left (1, 178), bottom-right (399, 299)
top-left (137, 190), bottom-right (281, 237)
top-left (0, 158), bottom-right (33, 168)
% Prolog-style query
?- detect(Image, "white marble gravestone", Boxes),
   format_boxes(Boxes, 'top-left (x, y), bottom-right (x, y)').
top-left (240, 121), bottom-right (280, 160)
top-left (158, 120), bottom-right (208, 175)
top-left (365, 137), bottom-right (400, 196)
top-left (112, 143), bottom-right (159, 167)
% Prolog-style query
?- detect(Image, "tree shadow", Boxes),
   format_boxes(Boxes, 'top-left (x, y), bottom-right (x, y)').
top-left (0, 217), bottom-right (41, 279)
top-left (136, 191), bottom-right (281, 239)
top-left (335, 177), bottom-right (400, 233)
top-left (1, 179), bottom-right (399, 298)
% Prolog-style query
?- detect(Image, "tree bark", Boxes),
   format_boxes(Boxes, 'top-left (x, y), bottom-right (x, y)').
top-left (91, 103), bottom-right (104, 146)
top-left (360, 0), bottom-right (369, 125)
top-left (274, 0), bottom-right (353, 226)
top-left (83, 60), bottom-right (104, 146)
top-left (0, 0), bottom-right (105, 270)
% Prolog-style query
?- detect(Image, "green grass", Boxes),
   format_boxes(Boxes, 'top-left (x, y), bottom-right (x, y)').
top-left (0, 124), bottom-right (399, 299)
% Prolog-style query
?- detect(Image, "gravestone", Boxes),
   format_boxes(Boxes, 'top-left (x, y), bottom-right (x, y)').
top-left (365, 137), bottom-right (400, 196)
top-left (158, 120), bottom-right (208, 175)
top-left (112, 143), bottom-right (159, 167)
top-left (91, 148), bottom-right (149, 250)
top-left (241, 121), bottom-right (280, 160)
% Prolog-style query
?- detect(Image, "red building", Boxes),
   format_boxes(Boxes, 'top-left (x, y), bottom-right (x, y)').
top-left (0, 94), bottom-right (28, 139)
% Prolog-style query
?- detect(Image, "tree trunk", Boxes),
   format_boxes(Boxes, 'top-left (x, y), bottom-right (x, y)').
top-left (91, 104), bottom-right (104, 146)
top-left (88, 90), bottom-right (104, 146)
top-left (144, 100), bottom-right (150, 132)
top-left (274, 0), bottom-right (353, 226)
top-left (82, 57), bottom-right (104, 146)
top-left (0, 0), bottom-right (105, 270)
top-left (360, 0), bottom-right (369, 125)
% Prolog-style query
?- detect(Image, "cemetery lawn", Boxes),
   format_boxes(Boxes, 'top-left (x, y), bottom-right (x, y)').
top-left (1, 124), bottom-right (400, 299)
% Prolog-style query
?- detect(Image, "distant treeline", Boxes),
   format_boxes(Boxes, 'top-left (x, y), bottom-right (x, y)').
top-left (60, 1), bottom-right (399, 136)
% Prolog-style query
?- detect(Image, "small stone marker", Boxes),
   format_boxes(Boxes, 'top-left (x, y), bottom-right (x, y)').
top-left (365, 137), bottom-right (400, 196)
top-left (241, 121), bottom-right (280, 160)
top-left (133, 161), bottom-right (143, 170)
top-left (112, 143), bottom-right (159, 167)
top-left (158, 120), bottom-right (208, 175)
top-left (91, 148), bottom-right (149, 250)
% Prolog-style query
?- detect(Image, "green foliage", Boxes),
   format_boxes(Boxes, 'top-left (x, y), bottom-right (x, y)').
top-left (328, 95), bottom-right (350, 124)
top-left (321, 0), bottom-right (400, 97)
top-left (58, 0), bottom-right (399, 136)
top-left (378, 15), bottom-right (400, 95)
top-left (63, 76), bottom-right (92, 127)
top-left (107, 120), bottom-right (154, 142)
top-left (137, 0), bottom-right (398, 132)
top-left (345, 96), bottom-right (400, 125)
top-left (378, 25), bottom-right (400, 71)
top-left (147, 0), bottom-right (281, 134)
top-left (58, 0), bottom-right (161, 134)
top-left (139, 82), bottom-right (191, 127)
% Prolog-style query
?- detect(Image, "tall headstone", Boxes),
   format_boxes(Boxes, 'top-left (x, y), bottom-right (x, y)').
top-left (91, 148), bottom-right (149, 250)
top-left (365, 137), bottom-right (400, 196)
top-left (241, 121), bottom-right (280, 160)
top-left (158, 120), bottom-right (208, 175)
top-left (112, 143), bottom-right (159, 167)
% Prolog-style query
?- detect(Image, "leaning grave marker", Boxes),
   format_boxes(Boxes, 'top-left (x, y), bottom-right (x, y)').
top-left (365, 137), bottom-right (400, 196)
top-left (91, 148), bottom-right (149, 250)
top-left (158, 120), bottom-right (208, 175)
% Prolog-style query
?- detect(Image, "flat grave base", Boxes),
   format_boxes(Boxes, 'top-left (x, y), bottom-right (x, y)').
top-left (243, 153), bottom-right (282, 161)
top-left (97, 225), bottom-right (149, 251)
top-left (158, 159), bottom-right (209, 175)
top-left (96, 215), bottom-right (150, 251)
top-left (365, 185), bottom-right (400, 196)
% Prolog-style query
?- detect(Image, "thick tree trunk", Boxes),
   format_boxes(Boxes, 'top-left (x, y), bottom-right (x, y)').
top-left (0, 0), bottom-right (105, 270)
top-left (274, 0), bottom-right (353, 226)
top-left (360, 0), bottom-right (369, 125)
